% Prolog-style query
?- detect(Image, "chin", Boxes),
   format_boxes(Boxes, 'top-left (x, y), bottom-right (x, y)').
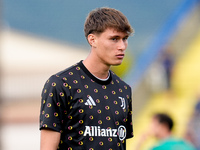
top-left (107, 59), bottom-right (123, 66)
top-left (114, 60), bottom-right (123, 66)
top-left (112, 62), bottom-right (122, 66)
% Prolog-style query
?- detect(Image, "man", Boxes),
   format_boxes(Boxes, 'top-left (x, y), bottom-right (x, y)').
top-left (136, 113), bottom-right (195, 150)
top-left (39, 7), bottom-right (134, 150)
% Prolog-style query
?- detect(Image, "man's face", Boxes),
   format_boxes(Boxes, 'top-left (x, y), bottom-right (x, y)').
top-left (150, 118), bottom-right (162, 137)
top-left (92, 28), bottom-right (129, 66)
top-left (150, 117), bottom-right (167, 139)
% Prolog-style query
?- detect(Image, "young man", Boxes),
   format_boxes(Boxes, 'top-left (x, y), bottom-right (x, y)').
top-left (40, 7), bottom-right (134, 150)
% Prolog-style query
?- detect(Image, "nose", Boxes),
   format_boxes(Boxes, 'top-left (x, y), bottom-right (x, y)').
top-left (118, 39), bottom-right (127, 51)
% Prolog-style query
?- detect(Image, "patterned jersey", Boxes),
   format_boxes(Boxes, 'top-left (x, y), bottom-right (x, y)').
top-left (40, 61), bottom-right (133, 150)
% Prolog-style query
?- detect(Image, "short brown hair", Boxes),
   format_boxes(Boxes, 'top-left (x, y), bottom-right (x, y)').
top-left (84, 7), bottom-right (133, 39)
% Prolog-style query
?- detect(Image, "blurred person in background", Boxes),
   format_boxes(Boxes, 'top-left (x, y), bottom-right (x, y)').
top-left (136, 113), bottom-right (195, 150)
top-left (185, 95), bottom-right (200, 150)
top-left (161, 49), bottom-right (174, 90)
top-left (39, 7), bottom-right (134, 150)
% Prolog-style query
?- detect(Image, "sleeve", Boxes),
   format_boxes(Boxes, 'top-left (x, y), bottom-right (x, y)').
top-left (126, 88), bottom-right (134, 139)
top-left (39, 75), bottom-right (70, 133)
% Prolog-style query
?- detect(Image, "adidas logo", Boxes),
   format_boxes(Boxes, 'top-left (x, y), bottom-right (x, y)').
top-left (85, 96), bottom-right (96, 106)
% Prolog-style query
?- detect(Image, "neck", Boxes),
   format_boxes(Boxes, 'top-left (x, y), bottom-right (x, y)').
top-left (83, 54), bottom-right (110, 79)
top-left (159, 131), bottom-right (171, 140)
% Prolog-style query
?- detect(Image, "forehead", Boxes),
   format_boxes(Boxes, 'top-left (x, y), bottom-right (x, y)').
top-left (100, 28), bottom-right (129, 37)
top-left (151, 117), bottom-right (160, 125)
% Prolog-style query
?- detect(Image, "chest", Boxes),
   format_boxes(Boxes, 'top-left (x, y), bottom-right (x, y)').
top-left (66, 78), bottom-right (130, 126)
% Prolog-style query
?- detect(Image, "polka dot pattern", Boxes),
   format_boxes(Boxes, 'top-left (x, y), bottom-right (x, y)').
top-left (40, 61), bottom-right (133, 150)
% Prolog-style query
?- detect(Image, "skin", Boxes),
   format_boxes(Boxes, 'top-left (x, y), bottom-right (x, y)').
top-left (40, 27), bottom-right (129, 150)
top-left (135, 117), bottom-right (172, 150)
top-left (83, 27), bottom-right (129, 79)
top-left (40, 129), bottom-right (61, 150)
top-left (150, 117), bottom-right (171, 140)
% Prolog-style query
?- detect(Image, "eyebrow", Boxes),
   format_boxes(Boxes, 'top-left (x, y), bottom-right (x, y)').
top-left (109, 35), bottom-right (129, 39)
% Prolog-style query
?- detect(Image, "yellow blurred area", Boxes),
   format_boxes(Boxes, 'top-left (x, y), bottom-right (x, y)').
top-left (127, 27), bottom-right (200, 150)
top-left (111, 51), bottom-right (134, 78)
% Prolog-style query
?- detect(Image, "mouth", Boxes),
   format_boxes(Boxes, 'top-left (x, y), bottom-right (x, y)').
top-left (116, 54), bottom-right (125, 59)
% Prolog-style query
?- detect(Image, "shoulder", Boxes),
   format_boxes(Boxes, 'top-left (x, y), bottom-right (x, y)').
top-left (152, 138), bottom-right (195, 150)
top-left (43, 62), bottom-right (80, 89)
top-left (49, 62), bottom-right (80, 81)
top-left (55, 62), bottom-right (80, 78)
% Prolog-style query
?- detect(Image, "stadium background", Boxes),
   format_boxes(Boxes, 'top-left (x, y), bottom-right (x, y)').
top-left (0, 0), bottom-right (200, 149)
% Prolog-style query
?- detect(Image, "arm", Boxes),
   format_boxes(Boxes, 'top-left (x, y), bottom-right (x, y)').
top-left (40, 129), bottom-right (61, 150)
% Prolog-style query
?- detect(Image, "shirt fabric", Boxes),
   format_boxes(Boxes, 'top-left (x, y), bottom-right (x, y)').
top-left (40, 61), bottom-right (133, 150)
top-left (151, 137), bottom-right (195, 150)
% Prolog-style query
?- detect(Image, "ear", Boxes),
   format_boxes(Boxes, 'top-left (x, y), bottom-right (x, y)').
top-left (87, 34), bottom-right (97, 48)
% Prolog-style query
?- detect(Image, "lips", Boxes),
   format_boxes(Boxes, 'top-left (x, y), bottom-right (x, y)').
top-left (116, 54), bottom-right (124, 59)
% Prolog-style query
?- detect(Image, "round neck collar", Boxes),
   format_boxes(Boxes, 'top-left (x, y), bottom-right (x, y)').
top-left (78, 60), bottom-right (112, 85)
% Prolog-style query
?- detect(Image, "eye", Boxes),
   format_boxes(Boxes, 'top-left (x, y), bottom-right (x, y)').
top-left (123, 37), bottom-right (128, 41)
top-left (111, 38), bottom-right (117, 41)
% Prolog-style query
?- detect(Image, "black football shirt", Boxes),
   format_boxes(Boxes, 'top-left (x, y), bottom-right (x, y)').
top-left (40, 61), bottom-right (133, 150)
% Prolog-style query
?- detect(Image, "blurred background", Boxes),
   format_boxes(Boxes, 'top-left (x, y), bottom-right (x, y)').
top-left (0, 0), bottom-right (200, 149)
